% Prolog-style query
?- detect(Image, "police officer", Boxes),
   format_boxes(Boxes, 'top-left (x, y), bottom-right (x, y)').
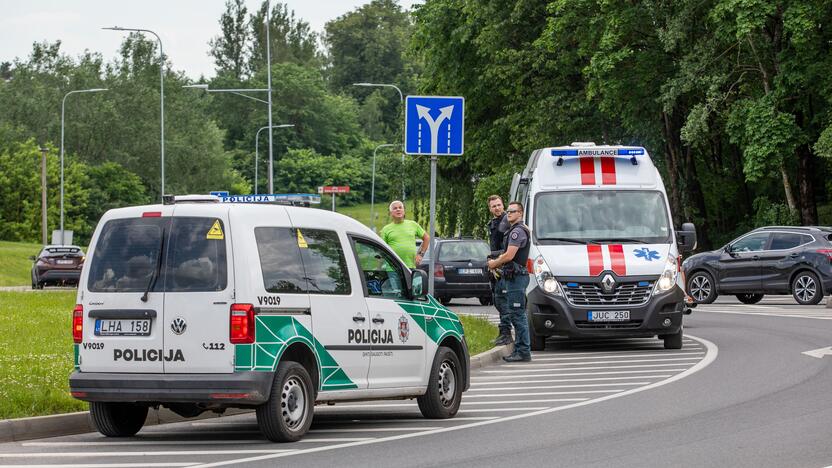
top-left (486, 195), bottom-right (512, 345)
top-left (487, 201), bottom-right (532, 362)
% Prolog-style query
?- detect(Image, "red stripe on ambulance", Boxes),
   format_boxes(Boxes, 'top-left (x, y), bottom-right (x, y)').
top-left (587, 244), bottom-right (603, 276)
top-left (600, 157), bottom-right (617, 185)
top-left (580, 157), bottom-right (595, 185)
top-left (608, 244), bottom-right (627, 276)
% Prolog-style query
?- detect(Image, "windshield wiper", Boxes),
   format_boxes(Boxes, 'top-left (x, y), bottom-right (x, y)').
top-left (588, 238), bottom-right (649, 244)
top-left (141, 229), bottom-right (165, 303)
top-left (537, 237), bottom-right (589, 245)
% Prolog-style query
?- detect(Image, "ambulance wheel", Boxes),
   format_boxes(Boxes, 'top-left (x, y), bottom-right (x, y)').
top-left (418, 346), bottom-right (462, 419)
top-left (662, 328), bottom-right (683, 350)
top-left (687, 271), bottom-right (717, 304)
top-left (89, 402), bottom-right (147, 437)
top-left (257, 361), bottom-right (314, 442)
top-left (527, 306), bottom-right (546, 351)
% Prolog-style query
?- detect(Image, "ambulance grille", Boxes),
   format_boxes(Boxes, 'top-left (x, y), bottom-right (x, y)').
top-left (563, 281), bottom-right (653, 306)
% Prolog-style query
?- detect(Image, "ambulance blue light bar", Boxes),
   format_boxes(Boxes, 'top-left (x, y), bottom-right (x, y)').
top-left (550, 147), bottom-right (645, 157)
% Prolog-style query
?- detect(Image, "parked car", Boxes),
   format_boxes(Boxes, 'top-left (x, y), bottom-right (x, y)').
top-left (31, 245), bottom-right (85, 289)
top-left (417, 238), bottom-right (492, 305)
top-left (683, 226), bottom-right (832, 305)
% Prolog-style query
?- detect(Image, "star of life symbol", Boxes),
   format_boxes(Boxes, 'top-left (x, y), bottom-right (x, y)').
top-left (601, 274), bottom-right (616, 293)
top-left (398, 315), bottom-right (410, 343)
top-left (634, 247), bottom-right (661, 261)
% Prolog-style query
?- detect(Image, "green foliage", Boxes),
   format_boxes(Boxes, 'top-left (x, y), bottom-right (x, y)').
top-left (0, 240), bottom-right (42, 286)
top-left (751, 196), bottom-right (799, 227)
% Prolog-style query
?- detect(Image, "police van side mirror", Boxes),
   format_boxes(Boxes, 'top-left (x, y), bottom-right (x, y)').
top-left (410, 269), bottom-right (428, 301)
top-left (677, 223), bottom-right (697, 253)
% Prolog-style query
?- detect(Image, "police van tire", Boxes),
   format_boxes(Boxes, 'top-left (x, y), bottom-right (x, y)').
top-left (257, 361), bottom-right (315, 442)
top-left (89, 402), bottom-right (147, 437)
top-left (418, 346), bottom-right (462, 419)
top-left (662, 328), bottom-right (683, 350)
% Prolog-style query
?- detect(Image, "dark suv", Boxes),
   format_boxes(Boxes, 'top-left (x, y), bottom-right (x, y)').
top-left (31, 245), bottom-right (85, 289)
top-left (417, 238), bottom-right (492, 305)
top-left (683, 226), bottom-right (832, 305)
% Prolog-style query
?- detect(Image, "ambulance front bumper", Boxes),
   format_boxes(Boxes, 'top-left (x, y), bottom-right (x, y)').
top-left (527, 284), bottom-right (685, 339)
top-left (69, 371), bottom-right (274, 405)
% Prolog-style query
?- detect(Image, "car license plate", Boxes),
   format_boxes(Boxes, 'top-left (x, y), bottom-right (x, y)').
top-left (459, 268), bottom-right (482, 274)
top-left (588, 310), bottom-right (630, 322)
top-left (95, 319), bottom-right (152, 336)
top-left (57, 259), bottom-right (74, 265)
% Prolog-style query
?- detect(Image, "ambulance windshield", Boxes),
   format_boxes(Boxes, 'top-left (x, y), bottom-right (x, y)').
top-left (534, 190), bottom-right (671, 244)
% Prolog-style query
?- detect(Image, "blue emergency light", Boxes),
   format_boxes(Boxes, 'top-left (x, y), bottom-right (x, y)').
top-left (551, 147), bottom-right (645, 166)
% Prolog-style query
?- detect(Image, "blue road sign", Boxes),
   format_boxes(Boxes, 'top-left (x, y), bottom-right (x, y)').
top-left (210, 191), bottom-right (229, 197)
top-left (404, 96), bottom-right (464, 156)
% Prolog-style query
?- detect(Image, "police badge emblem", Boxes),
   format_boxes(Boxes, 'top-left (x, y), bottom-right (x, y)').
top-left (398, 315), bottom-right (409, 343)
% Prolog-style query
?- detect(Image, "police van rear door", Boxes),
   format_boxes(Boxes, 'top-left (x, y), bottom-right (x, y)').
top-left (81, 209), bottom-right (171, 373)
top-left (162, 204), bottom-right (235, 373)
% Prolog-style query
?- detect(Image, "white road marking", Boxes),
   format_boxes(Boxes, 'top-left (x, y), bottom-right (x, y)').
top-left (482, 363), bottom-right (695, 373)
top-left (465, 390), bottom-right (620, 398)
top-left (23, 441), bottom-right (265, 447)
top-left (462, 399), bottom-right (586, 405)
top-left (457, 407), bottom-right (548, 412)
top-left (0, 450), bottom-right (295, 458)
top-left (472, 369), bottom-right (688, 380)
top-left (308, 427), bottom-right (439, 433)
top-left (529, 351), bottom-right (704, 361)
top-left (189, 335), bottom-right (716, 468)
top-left (801, 346), bottom-right (832, 359)
top-left (500, 357), bottom-right (703, 367)
top-left (471, 375), bottom-right (670, 385)
top-left (313, 417), bottom-right (497, 422)
top-left (468, 382), bottom-right (648, 391)
top-left (0, 464), bottom-right (195, 468)
top-left (697, 309), bottom-right (832, 320)
top-left (298, 438), bottom-right (373, 443)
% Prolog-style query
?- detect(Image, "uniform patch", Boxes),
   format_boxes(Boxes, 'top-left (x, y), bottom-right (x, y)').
top-left (206, 220), bottom-right (224, 240)
top-left (511, 232), bottom-right (519, 240)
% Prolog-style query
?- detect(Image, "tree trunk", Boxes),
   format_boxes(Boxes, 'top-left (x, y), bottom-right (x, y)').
top-left (661, 111), bottom-right (682, 227)
top-left (795, 145), bottom-right (818, 225)
top-left (778, 161), bottom-right (798, 214)
top-left (683, 146), bottom-right (711, 249)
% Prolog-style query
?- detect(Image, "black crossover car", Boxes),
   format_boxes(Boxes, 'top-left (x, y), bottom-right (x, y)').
top-left (683, 226), bottom-right (832, 305)
top-left (417, 238), bottom-right (492, 305)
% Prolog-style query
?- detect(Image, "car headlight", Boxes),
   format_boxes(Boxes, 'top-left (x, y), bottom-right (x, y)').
top-left (654, 254), bottom-right (679, 295)
top-left (532, 255), bottom-right (563, 296)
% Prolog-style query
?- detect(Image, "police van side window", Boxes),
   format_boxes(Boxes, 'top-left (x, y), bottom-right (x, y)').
top-left (296, 229), bottom-right (351, 295)
top-left (254, 227), bottom-right (307, 293)
top-left (352, 239), bottom-right (406, 299)
top-left (165, 218), bottom-right (227, 292)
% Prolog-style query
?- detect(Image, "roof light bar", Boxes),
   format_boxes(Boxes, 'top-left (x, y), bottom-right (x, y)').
top-left (551, 147), bottom-right (645, 166)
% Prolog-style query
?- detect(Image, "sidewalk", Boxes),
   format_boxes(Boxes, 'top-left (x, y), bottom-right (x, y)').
top-left (0, 344), bottom-right (512, 443)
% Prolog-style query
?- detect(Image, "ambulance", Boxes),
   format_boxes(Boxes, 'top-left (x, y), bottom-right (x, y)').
top-left (509, 143), bottom-right (697, 350)
top-left (69, 196), bottom-right (470, 442)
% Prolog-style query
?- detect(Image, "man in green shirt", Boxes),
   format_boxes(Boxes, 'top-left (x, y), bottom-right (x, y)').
top-left (381, 200), bottom-right (430, 269)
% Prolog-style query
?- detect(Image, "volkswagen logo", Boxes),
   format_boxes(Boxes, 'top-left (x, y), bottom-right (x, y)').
top-left (601, 274), bottom-right (616, 294)
top-left (170, 317), bottom-right (187, 335)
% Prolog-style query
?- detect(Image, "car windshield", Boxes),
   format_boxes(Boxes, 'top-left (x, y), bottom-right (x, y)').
top-left (534, 190), bottom-right (671, 244)
top-left (438, 241), bottom-right (489, 262)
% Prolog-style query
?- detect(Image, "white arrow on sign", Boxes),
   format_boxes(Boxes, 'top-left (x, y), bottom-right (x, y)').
top-left (802, 346), bottom-right (832, 359)
top-left (416, 104), bottom-right (454, 154)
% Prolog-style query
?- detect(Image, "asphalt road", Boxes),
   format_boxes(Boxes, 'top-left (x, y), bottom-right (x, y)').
top-left (2, 296), bottom-right (832, 467)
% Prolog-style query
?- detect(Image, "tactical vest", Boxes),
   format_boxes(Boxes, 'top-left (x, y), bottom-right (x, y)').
top-left (487, 213), bottom-right (508, 252)
top-left (502, 222), bottom-right (531, 270)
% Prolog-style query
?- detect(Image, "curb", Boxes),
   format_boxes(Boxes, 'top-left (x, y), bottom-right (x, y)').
top-left (0, 346), bottom-right (511, 443)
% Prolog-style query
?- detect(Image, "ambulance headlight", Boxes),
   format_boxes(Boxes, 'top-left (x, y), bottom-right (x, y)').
top-left (654, 254), bottom-right (679, 294)
top-left (533, 255), bottom-right (562, 297)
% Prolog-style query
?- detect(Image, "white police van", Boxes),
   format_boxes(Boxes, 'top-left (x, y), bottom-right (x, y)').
top-left (509, 143), bottom-right (697, 350)
top-left (69, 195), bottom-right (470, 442)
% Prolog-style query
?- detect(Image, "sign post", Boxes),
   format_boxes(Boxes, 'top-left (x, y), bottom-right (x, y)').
top-left (318, 186), bottom-right (350, 212)
top-left (404, 96), bottom-right (464, 296)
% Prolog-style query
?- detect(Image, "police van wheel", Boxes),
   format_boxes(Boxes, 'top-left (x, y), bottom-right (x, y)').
top-left (418, 346), bottom-right (462, 419)
top-left (90, 402), bottom-right (147, 437)
top-left (257, 361), bottom-right (314, 442)
top-left (662, 328), bottom-right (683, 350)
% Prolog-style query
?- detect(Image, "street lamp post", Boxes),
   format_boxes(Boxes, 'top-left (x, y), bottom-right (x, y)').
top-left (353, 82), bottom-right (406, 199)
top-left (103, 26), bottom-right (165, 200)
top-left (265, 2), bottom-right (275, 194)
top-left (60, 88), bottom-right (107, 245)
top-left (370, 144), bottom-right (399, 232)
top-left (254, 124), bottom-right (294, 194)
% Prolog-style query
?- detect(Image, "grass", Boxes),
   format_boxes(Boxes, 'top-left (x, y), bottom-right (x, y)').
top-left (0, 240), bottom-right (42, 287)
top-left (459, 314), bottom-right (497, 356)
top-left (0, 291), bottom-right (86, 419)
top-left (335, 201), bottom-right (416, 233)
top-left (0, 289), bottom-right (495, 420)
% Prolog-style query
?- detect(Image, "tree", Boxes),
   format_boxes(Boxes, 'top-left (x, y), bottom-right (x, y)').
top-left (248, 1), bottom-right (321, 74)
top-left (209, 0), bottom-right (250, 80)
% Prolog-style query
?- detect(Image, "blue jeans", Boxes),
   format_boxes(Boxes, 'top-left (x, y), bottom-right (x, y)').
top-left (495, 274), bottom-right (530, 357)
top-left (492, 282), bottom-right (512, 334)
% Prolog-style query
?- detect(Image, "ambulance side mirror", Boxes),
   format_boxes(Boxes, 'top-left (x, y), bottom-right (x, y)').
top-left (410, 269), bottom-right (428, 301)
top-left (677, 223), bottom-right (697, 253)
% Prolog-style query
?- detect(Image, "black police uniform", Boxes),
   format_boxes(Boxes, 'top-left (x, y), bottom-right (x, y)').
top-left (496, 221), bottom-right (532, 360)
top-left (487, 212), bottom-right (512, 340)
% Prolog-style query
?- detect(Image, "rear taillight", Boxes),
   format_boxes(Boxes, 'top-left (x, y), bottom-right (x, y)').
top-left (72, 304), bottom-right (83, 343)
top-left (230, 303), bottom-right (255, 344)
top-left (434, 263), bottom-right (444, 278)
top-left (816, 249), bottom-right (832, 260)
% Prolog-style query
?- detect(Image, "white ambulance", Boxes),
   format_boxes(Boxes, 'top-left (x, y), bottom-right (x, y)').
top-left (509, 143), bottom-right (697, 350)
top-left (69, 196), bottom-right (470, 442)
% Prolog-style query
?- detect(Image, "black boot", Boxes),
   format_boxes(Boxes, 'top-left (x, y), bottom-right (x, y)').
top-left (493, 330), bottom-right (513, 346)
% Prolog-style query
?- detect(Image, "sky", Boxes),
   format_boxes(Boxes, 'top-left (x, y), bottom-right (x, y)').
top-left (0, 0), bottom-right (420, 79)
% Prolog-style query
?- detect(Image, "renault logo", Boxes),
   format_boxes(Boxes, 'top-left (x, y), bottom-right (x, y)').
top-left (171, 317), bottom-right (187, 335)
top-left (601, 274), bottom-right (616, 293)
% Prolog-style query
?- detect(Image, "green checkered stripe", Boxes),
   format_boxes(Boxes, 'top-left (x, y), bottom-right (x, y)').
top-left (395, 295), bottom-right (464, 343)
top-left (74, 344), bottom-right (79, 369)
top-left (234, 315), bottom-right (357, 391)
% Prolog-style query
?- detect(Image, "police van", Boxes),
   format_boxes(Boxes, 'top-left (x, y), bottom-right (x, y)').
top-left (69, 196), bottom-right (470, 442)
top-left (509, 143), bottom-right (697, 350)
